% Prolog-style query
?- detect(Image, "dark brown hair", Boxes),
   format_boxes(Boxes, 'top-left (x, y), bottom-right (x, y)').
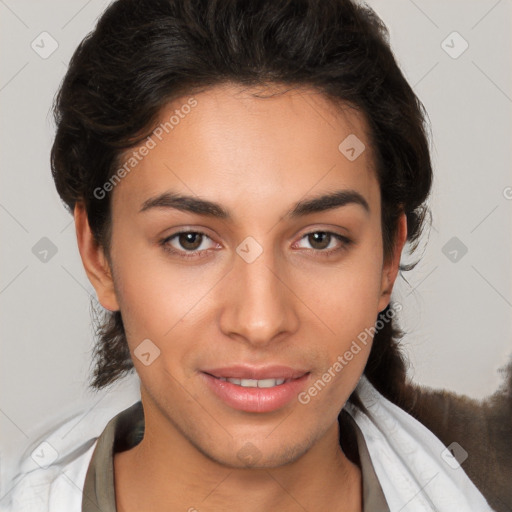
top-left (51, 0), bottom-right (433, 405)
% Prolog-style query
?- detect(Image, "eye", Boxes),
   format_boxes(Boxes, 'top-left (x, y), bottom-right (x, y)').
top-left (160, 229), bottom-right (352, 260)
top-left (294, 231), bottom-right (352, 256)
top-left (160, 231), bottom-right (217, 259)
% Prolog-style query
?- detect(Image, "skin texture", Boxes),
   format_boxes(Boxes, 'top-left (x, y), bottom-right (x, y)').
top-left (75, 82), bottom-right (407, 511)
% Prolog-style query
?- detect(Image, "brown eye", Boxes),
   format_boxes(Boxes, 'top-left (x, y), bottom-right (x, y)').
top-left (295, 230), bottom-right (352, 256)
top-left (177, 232), bottom-right (203, 251)
top-left (160, 230), bottom-right (216, 259)
top-left (307, 232), bottom-right (331, 250)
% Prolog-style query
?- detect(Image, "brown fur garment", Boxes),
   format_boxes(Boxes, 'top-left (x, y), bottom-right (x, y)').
top-left (401, 360), bottom-right (512, 512)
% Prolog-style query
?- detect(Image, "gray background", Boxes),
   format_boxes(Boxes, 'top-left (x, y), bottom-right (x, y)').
top-left (1, 0), bottom-right (511, 491)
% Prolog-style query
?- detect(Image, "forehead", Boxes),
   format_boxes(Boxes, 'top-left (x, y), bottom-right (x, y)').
top-left (111, 83), bottom-right (379, 218)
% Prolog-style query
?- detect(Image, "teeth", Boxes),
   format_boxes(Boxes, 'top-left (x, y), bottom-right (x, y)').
top-left (256, 378), bottom-right (285, 388)
top-left (219, 377), bottom-right (286, 388)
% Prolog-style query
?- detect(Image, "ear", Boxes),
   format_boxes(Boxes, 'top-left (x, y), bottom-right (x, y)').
top-left (74, 202), bottom-right (119, 312)
top-left (377, 212), bottom-right (408, 312)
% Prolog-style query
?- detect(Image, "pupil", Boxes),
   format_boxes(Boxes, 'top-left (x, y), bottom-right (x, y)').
top-left (310, 232), bottom-right (329, 250)
top-left (181, 233), bottom-right (201, 250)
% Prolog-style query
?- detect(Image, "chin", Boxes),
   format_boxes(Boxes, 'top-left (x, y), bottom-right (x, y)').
top-left (199, 435), bottom-right (313, 470)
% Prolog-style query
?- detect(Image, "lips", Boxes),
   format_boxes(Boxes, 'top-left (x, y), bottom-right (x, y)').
top-left (200, 365), bottom-right (311, 413)
top-left (202, 365), bottom-right (309, 380)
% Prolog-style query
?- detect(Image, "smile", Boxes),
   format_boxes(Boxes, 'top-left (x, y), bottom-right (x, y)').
top-left (217, 377), bottom-right (287, 387)
top-left (201, 371), bottom-right (311, 413)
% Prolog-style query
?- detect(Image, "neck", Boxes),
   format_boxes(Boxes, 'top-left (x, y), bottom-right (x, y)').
top-left (114, 403), bottom-right (362, 512)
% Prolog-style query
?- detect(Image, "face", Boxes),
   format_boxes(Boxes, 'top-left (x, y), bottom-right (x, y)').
top-left (78, 83), bottom-right (405, 469)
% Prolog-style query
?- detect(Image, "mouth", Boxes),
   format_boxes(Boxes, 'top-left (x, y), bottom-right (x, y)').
top-left (202, 364), bottom-right (309, 381)
top-left (211, 376), bottom-right (294, 388)
top-left (200, 366), bottom-right (311, 413)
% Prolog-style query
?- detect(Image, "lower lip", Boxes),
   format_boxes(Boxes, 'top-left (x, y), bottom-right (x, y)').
top-left (201, 372), bottom-right (311, 413)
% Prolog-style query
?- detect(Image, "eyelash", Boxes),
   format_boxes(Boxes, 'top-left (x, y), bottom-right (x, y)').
top-left (159, 230), bottom-right (352, 260)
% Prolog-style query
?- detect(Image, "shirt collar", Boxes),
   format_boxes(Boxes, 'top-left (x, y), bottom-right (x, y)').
top-left (82, 400), bottom-right (389, 512)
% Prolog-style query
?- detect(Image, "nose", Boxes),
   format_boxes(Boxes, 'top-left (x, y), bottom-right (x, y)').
top-left (218, 244), bottom-right (299, 348)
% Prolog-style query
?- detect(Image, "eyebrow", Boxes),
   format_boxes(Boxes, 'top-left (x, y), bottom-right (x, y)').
top-left (139, 189), bottom-right (370, 219)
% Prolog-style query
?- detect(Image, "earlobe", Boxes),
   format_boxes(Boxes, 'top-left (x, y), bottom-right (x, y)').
top-left (74, 202), bottom-right (119, 312)
top-left (378, 212), bottom-right (408, 312)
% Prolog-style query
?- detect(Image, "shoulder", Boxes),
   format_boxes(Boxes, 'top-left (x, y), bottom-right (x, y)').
top-left (1, 405), bottom-right (111, 512)
top-left (1, 377), bottom-right (142, 512)
top-left (2, 440), bottom-right (97, 512)
top-left (347, 376), bottom-right (498, 511)
top-left (401, 366), bottom-right (512, 512)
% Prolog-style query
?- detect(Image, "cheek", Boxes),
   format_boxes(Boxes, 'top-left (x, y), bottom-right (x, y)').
top-left (303, 241), bottom-right (384, 336)
top-left (296, 273), bottom-right (379, 415)
top-left (300, 235), bottom-right (384, 382)
top-left (111, 227), bottom-right (187, 317)
top-left (109, 234), bottom-right (177, 340)
top-left (110, 237), bottom-right (221, 373)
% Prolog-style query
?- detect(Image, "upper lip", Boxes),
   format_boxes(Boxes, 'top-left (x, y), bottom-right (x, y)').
top-left (202, 365), bottom-right (309, 380)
